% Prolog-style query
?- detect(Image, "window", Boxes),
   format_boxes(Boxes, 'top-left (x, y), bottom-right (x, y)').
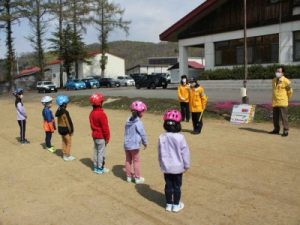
top-left (294, 31), bottom-right (300, 61)
top-left (214, 34), bottom-right (279, 66)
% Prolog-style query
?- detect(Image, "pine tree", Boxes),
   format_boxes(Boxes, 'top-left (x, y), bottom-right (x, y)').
top-left (90, 0), bottom-right (130, 77)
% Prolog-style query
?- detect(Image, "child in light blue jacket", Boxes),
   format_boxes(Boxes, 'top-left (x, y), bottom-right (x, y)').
top-left (124, 100), bottom-right (147, 184)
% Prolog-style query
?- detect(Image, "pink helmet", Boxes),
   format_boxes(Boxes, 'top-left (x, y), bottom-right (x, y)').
top-left (90, 93), bottom-right (104, 106)
top-left (130, 100), bottom-right (147, 112)
top-left (163, 109), bottom-right (182, 122)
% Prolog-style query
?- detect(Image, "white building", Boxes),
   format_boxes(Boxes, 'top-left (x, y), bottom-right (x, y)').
top-left (46, 52), bottom-right (125, 87)
top-left (160, 0), bottom-right (300, 78)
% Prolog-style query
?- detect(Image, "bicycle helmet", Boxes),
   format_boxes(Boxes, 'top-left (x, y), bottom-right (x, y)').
top-left (56, 95), bottom-right (69, 106)
top-left (89, 93), bottom-right (104, 106)
top-left (163, 109), bottom-right (182, 122)
top-left (130, 100), bottom-right (147, 113)
top-left (41, 96), bottom-right (53, 104)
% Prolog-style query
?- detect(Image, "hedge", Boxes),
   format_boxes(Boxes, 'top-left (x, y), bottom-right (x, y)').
top-left (201, 64), bottom-right (300, 80)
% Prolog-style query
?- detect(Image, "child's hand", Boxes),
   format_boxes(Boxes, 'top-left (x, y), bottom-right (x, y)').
top-left (143, 144), bottom-right (147, 150)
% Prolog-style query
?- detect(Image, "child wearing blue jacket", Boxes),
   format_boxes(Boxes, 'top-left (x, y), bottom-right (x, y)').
top-left (124, 100), bottom-right (147, 184)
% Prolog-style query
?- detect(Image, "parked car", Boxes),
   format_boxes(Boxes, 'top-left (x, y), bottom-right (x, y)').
top-left (151, 73), bottom-right (171, 84)
top-left (116, 75), bottom-right (135, 86)
top-left (99, 78), bottom-right (121, 88)
top-left (135, 74), bottom-right (168, 89)
top-left (65, 79), bottom-right (86, 90)
top-left (81, 78), bottom-right (100, 88)
top-left (36, 81), bottom-right (57, 93)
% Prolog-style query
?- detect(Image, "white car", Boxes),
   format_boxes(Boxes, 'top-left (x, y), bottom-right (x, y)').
top-left (116, 76), bottom-right (135, 86)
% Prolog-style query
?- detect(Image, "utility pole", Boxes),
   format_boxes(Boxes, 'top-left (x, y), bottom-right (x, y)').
top-left (241, 0), bottom-right (249, 104)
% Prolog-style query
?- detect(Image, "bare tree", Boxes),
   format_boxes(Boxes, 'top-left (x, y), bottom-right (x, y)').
top-left (90, 0), bottom-right (130, 77)
top-left (0, 0), bottom-right (27, 90)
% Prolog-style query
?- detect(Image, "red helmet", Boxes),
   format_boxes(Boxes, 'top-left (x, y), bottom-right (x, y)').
top-left (90, 93), bottom-right (104, 106)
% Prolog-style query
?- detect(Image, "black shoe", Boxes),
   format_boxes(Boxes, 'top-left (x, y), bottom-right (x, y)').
top-left (269, 130), bottom-right (280, 135)
top-left (20, 139), bottom-right (30, 144)
top-left (282, 131), bottom-right (288, 137)
top-left (191, 131), bottom-right (200, 135)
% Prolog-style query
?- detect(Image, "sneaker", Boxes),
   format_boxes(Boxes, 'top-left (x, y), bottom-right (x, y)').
top-left (127, 176), bottom-right (133, 182)
top-left (47, 147), bottom-right (56, 153)
top-left (269, 130), bottom-right (280, 135)
top-left (20, 139), bottom-right (30, 144)
top-left (172, 202), bottom-right (184, 213)
top-left (134, 177), bottom-right (145, 184)
top-left (94, 167), bottom-right (110, 174)
top-left (165, 204), bottom-right (173, 212)
top-left (282, 131), bottom-right (289, 137)
top-left (63, 155), bottom-right (76, 161)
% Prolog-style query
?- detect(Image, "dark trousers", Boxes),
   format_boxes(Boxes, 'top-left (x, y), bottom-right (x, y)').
top-left (191, 112), bottom-right (203, 133)
top-left (45, 132), bottom-right (52, 148)
top-left (17, 120), bottom-right (26, 141)
top-left (180, 102), bottom-right (190, 122)
top-left (164, 173), bottom-right (183, 205)
top-left (273, 107), bottom-right (289, 132)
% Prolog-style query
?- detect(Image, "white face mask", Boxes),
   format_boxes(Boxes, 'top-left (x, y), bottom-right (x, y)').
top-left (275, 72), bottom-right (282, 78)
top-left (182, 78), bottom-right (186, 83)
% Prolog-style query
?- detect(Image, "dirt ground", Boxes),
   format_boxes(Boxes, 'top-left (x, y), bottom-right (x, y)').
top-left (0, 96), bottom-right (299, 225)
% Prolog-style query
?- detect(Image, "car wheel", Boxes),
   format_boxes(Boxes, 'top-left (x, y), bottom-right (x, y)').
top-left (150, 83), bottom-right (156, 89)
top-left (162, 84), bottom-right (167, 89)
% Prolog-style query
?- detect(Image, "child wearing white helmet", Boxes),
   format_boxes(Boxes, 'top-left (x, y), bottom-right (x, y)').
top-left (158, 109), bottom-right (190, 213)
top-left (41, 96), bottom-right (56, 152)
top-left (123, 100), bottom-right (148, 184)
top-left (13, 88), bottom-right (30, 144)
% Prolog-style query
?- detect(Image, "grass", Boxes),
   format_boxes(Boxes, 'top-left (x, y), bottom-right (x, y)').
top-left (70, 96), bottom-right (300, 128)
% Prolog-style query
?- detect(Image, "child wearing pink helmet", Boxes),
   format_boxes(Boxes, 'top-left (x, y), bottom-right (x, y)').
top-left (123, 100), bottom-right (147, 184)
top-left (158, 109), bottom-right (190, 213)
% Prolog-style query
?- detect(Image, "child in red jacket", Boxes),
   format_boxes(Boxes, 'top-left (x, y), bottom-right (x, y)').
top-left (89, 93), bottom-right (110, 174)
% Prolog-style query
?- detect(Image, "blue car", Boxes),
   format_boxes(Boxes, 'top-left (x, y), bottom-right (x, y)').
top-left (81, 78), bottom-right (100, 89)
top-left (65, 79), bottom-right (86, 90)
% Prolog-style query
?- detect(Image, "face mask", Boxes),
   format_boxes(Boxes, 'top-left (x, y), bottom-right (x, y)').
top-left (182, 78), bottom-right (186, 83)
top-left (275, 72), bottom-right (282, 78)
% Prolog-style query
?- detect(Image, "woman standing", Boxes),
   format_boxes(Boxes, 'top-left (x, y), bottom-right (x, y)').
top-left (177, 75), bottom-right (190, 122)
top-left (189, 79), bottom-right (207, 135)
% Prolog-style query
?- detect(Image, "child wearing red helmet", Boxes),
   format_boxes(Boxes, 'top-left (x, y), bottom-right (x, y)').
top-left (89, 93), bottom-right (110, 174)
top-left (123, 100), bottom-right (147, 184)
top-left (158, 109), bottom-right (190, 213)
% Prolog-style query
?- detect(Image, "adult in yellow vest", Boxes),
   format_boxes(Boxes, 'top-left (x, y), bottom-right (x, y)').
top-left (269, 66), bottom-right (293, 137)
top-left (189, 78), bottom-right (207, 134)
top-left (177, 75), bottom-right (190, 122)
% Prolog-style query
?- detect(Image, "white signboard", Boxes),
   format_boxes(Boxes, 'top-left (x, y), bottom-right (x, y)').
top-left (230, 104), bottom-right (256, 124)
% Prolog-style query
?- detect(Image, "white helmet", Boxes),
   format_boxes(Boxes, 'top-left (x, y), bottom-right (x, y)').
top-left (41, 96), bottom-right (53, 104)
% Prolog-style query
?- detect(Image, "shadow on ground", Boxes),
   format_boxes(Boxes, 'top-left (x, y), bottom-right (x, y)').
top-left (80, 158), bottom-right (94, 170)
top-left (135, 184), bottom-right (165, 208)
top-left (112, 165), bottom-right (125, 181)
top-left (239, 127), bottom-right (269, 134)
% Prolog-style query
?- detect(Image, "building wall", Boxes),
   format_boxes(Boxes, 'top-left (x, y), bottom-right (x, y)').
top-left (127, 66), bottom-right (170, 75)
top-left (45, 64), bottom-right (68, 87)
top-left (178, 20), bottom-right (300, 74)
top-left (170, 68), bottom-right (200, 83)
top-left (80, 53), bottom-right (125, 79)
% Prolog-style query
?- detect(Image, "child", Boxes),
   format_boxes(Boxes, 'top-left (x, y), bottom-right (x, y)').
top-left (13, 88), bottom-right (30, 144)
top-left (124, 100), bottom-right (147, 184)
top-left (189, 78), bottom-right (207, 134)
top-left (158, 109), bottom-right (190, 213)
top-left (55, 95), bottom-right (75, 161)
top-left (89, 93), bottom-right (110, 174)
top-left (41, 96), bottom-right (56, 152)
top-left (177, 75), bottom-right (190, 122)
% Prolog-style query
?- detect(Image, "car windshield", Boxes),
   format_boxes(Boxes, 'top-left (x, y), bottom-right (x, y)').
top-left (73, 80), bottom-right (80, 82)
top-left (44, 81), bottom-right (53, 85)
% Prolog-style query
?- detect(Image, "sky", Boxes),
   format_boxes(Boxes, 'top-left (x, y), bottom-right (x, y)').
top-left (0, 0), bottom-right (205, 59)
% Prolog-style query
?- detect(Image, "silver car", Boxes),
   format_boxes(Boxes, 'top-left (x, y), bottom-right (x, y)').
top-left (116, 75), bottom-right (135, 86)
